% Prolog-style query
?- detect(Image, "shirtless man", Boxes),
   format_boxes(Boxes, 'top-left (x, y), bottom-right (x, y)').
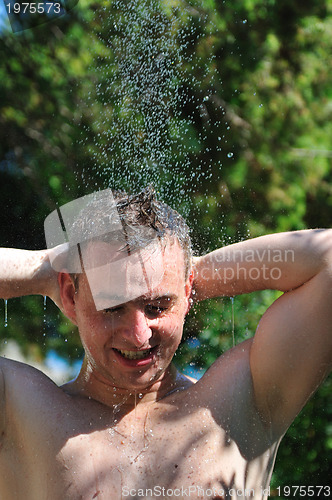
top-left (0, 187), bottom-right (331, 500)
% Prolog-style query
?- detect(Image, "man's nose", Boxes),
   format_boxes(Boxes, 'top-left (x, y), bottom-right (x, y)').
top-left (121, 308), bottom-right (153, 347)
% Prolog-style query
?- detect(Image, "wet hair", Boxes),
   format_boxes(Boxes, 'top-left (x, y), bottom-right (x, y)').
top-left (68, 186), bottom-right (192, 285)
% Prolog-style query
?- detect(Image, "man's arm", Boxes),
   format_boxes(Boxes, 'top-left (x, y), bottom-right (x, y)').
top-left (0, 248), bottom-right (64, 441)
top-left (0, 248), bottom-right (61, 306)
top-left (193, 229), bottom-right (332, 437)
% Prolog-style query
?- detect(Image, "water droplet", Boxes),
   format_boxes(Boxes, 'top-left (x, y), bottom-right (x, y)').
top-left (227, 152), bottom-right (234, 158)
top-left (230, 296), bottom-right (235, 347)
top-left (4, 299), bottom-right (8, 327)
top-left (42, 296), bottom-right (47, 337)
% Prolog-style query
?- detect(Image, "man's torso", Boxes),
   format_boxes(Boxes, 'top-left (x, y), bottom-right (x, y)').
top-left (0, 342), bottom-right (280, 500)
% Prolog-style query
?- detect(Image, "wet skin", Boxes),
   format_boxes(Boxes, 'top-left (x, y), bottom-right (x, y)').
top-left (61, 239), bottom-right (193, 405)
top-left (0, 344), bottom-right (277, 500)
top-left (0, 241), bottom-right (278, 499)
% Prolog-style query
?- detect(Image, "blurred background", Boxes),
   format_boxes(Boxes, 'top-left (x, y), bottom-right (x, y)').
top-left (0, 0), bottom-right (331, 495)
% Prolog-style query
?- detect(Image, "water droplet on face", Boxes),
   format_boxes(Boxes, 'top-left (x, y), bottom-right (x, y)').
top-left (138, 393), bottom-right (143, 399)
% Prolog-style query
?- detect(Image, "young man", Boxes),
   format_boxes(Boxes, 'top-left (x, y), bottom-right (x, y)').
top-left (0, 187), bottom-right (331, 500)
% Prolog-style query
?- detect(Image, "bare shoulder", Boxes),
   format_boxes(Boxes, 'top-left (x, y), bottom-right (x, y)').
top-left (171, 339), bottom-right (273, 457)
top-left (0, 355), bottom-right (58, 386)
top-left (172, 341), bottom-right (253, 400)
top-left (194, 338), bottom-right (253, 396)
top-left (185, 339), bottom-right (266, 428)
top-left (178, 338), bottom-right (254, 417)
top-left (0, 356), bottom-right (64, 425)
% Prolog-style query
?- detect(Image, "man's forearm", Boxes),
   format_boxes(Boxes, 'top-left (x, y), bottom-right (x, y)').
top-left (0, 248), bottom-right (53, 299)
top-left (193, 229), bottom-right (332, 301)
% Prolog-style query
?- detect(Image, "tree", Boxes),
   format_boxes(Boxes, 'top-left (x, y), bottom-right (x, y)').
top-left (1, 0), bottom-right (331, 491)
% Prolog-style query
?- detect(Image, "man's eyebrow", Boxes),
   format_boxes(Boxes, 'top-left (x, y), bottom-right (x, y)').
top-left (141, 293), bottom-right (178, 302)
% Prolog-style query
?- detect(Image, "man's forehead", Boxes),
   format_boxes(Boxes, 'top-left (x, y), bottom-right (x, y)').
top-left (81, 238), bottom-right (185, 310)
top-left (84, 237), bottom-right (184, 267)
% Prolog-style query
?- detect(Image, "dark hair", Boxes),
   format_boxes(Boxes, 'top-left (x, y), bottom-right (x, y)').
top-left (68, 186), bottom-right (192, 284)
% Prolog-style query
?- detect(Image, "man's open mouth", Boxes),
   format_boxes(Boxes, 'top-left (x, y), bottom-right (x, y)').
top-left (113, 347), bottom-right (155, 360)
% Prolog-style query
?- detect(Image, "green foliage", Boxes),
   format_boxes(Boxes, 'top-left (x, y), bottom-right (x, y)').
top-left (0, 0), bottom-right (331, 491)
top-left (271, 376), bottom-right (332, 497)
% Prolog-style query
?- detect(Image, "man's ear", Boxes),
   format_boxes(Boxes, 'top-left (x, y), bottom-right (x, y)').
top-left (184, 269), bottom-right (195, 315)
top-left (58, 272), bottom-right (78, 325)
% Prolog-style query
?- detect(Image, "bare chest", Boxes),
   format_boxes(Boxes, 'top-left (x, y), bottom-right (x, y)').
top-left (47, 406), bottom-right (274, 500)
top-left (3, 388), bottom-right (277, 500)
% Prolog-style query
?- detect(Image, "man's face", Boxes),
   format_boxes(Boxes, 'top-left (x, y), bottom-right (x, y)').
top-left (71, 239), bottom-right (192, 391)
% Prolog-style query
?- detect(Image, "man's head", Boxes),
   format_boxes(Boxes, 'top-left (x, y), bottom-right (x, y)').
top-left (67, 185), bottom-right (192, 290)
top-left (54, 186), bottom-right (194, 391)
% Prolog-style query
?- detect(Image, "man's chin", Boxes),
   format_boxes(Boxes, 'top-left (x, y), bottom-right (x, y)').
top-left (112, 365), bottom-right (170, 393)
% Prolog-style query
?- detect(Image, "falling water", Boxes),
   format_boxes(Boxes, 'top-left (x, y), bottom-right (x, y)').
top-left (43, 296), bottom-right (47, 338)
top-left (79, 0), bottom-right (218, 216)
top-left (4, 299), bottom-right (8, 328)
top-left (73, 0), bottom-right (235, 384)
top-left (230, 296), bottom-right (235, 347)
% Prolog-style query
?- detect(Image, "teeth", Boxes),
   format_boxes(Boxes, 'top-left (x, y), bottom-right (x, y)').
top-left (117, 349), bottom-right (152, 360)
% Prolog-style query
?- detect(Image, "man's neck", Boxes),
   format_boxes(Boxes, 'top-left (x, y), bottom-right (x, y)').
top-left (61, 360), bottom-right (191, 412)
